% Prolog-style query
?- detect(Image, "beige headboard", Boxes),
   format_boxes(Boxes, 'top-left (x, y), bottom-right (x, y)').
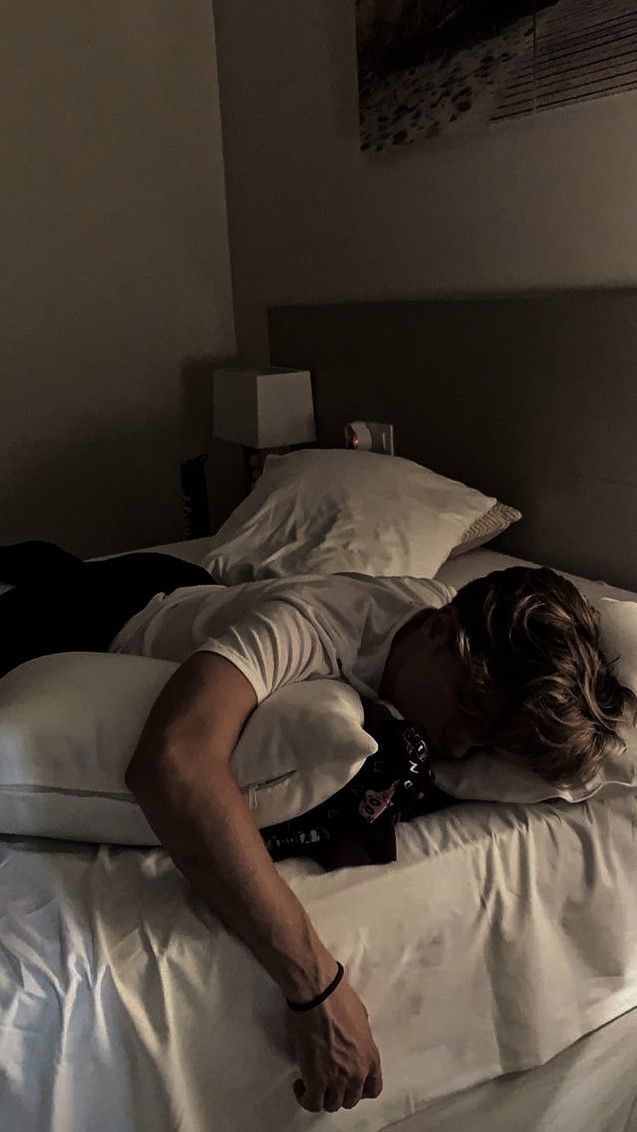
top-left (268, 290), bottom-right (637, 591)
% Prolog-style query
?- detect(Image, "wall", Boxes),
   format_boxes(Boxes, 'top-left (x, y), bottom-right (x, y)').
top-left (1, 1), bottom-right (235, 557)
top-left (213, 1), bottom-right (637, 361)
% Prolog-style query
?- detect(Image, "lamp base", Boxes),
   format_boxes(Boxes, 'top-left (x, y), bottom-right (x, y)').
top-left (243, 445), bottom-right (300, 491)
top-left (180, 454), bottom-right (212, 538)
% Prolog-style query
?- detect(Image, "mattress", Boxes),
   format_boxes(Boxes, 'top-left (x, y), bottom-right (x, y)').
top-left (1, 542), bottom-right (636, 1132)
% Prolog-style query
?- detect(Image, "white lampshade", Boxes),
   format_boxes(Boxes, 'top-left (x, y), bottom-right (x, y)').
top-left (213, 367), bottom-right (316, 449)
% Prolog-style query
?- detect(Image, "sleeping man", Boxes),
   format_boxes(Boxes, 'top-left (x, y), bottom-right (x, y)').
top-left (1, 540), bottom-right (635, 1115)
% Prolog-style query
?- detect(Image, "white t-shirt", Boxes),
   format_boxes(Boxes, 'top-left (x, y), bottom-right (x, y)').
top-left (109, 573), bottom-right (455, 704)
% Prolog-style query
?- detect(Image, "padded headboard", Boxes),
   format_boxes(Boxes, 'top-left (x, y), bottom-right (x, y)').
top-left (268, 290), bottom-right (637, 590)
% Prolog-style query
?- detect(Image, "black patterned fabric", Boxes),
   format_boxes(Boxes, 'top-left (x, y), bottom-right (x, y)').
top-left (261, 718), bottom-right (459, 871)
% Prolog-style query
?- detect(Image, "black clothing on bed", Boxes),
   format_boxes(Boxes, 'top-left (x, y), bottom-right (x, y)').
top-left (260, 716), bottom-right (459, 871)
top-left (0, 541), bottom-right (215, 679)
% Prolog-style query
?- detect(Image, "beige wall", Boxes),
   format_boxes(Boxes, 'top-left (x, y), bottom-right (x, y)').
top-left (213, 1), bottom-right (637, 361)
top-left (1, 1), bottom-right (235, 557)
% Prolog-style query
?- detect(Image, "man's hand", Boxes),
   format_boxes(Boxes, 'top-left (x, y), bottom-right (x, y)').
top-left (287, 976), bottom-right (383, 1113)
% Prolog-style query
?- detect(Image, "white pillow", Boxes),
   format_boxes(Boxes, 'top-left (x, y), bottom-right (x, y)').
top-left (431, 597), bottom-right (637, 804)
top-left (448, 500), bottom-right (522, 558)
top-left (204, 448), bottom-right (497, 583)
top-left (0, 653), bottom-right (376, 845)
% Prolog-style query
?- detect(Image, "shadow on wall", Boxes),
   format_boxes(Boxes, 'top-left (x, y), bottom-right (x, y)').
top-left (180, 355), bottom-right (247, 534)
top-left (0, 354), bottom-right (241, 557)
top-left (0, 419), bottom-right (184, 559)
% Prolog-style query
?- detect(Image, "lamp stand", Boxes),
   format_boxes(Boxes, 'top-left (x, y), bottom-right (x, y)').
top-left (243, 445), bottom-right (294, 492)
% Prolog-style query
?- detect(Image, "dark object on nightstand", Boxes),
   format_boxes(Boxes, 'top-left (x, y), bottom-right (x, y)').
top-left (181, 454), bottom-right (212, 538)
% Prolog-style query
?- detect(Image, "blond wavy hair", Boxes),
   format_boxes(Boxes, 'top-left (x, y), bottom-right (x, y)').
top-left (449, 566), bottom-right (637, 788)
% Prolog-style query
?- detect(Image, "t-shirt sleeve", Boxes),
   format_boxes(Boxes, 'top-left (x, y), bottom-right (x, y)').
top-left (192, 597), bottom-right (338, 703)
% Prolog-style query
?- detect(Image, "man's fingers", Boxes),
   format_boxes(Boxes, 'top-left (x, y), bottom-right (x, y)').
top-left (341, 1081), bottom-right (366, 1110)
top-left (362, 1069), bottom-right (383, 1099)
top-left (293, 1078), bottom-right (322, 1113)
top-left (294, 1073), bottom-right (379, 1113)
top-left (323, 1086), bottom-right (345, 1113)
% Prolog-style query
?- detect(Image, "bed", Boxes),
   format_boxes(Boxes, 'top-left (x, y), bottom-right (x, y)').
top-left (1, 533), bottom-right (636, 1132)
top-left (2, 290), bottom-right (637, 1130)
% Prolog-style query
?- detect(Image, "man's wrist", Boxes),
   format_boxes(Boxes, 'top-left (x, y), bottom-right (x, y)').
top-left (286, 961), bottom-right (345, 1010)
top-left (278, 946), bottom-right (342, 1004)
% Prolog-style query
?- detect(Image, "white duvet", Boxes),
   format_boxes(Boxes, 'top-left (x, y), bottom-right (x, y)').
top-left (1, 545), bottom-right (636, 1131)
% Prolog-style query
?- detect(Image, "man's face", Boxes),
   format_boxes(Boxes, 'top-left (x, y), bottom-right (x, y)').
top-left (383, 607), bottom-right (491, 761)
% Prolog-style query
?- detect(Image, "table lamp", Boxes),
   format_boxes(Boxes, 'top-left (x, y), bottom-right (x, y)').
top-left (212, 366), bottom-right (317, 487)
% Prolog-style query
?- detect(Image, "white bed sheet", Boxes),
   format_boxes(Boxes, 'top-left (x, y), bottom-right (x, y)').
top-left (391, 1005), bottom-right (637, 1132)
top-left (1, 542), bottom-right (636, 1132)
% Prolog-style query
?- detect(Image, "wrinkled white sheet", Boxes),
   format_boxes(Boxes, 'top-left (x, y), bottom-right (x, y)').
top-left (1, 545), bottom-right (636, 1131)
top-left (1, 783), bottom-right (636, 1130)
top-left (396, 1006), bottom-right (637, 1132)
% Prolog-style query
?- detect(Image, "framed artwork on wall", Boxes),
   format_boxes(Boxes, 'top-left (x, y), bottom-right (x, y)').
top-left (356, 1), bottom-right (637, 152)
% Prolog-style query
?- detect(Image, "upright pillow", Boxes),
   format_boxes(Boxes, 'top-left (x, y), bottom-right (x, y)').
top-left (449, 500), bottom-right (522, 559)
top-left (0, 653), bottom-right (376, 845)
top-left (204, 449), bottom-right (497, 583)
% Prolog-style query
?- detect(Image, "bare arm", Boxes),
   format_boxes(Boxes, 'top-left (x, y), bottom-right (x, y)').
top-left (125, 651), bottom-right (382, 1113)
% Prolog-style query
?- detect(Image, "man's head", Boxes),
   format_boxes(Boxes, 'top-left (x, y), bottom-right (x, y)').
top-left (381, 566), bottom-right (637, 788)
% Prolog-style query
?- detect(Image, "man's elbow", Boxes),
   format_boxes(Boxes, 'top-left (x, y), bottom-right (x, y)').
top-left (124, 744), bottom-right (159, 799)
top-left (124, 732), bottom-right (222, 804)
top-left (124, 733), bottom-right (178, 798)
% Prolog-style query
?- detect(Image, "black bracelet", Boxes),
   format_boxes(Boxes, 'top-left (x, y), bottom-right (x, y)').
top-left (286, 961), bottom-right (345, 1012)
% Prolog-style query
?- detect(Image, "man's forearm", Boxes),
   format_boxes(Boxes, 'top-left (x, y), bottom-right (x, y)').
top-left (131, 756), bottom-right (338, 1001)
top-left (125, 656), bottom-right (339, 1002)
